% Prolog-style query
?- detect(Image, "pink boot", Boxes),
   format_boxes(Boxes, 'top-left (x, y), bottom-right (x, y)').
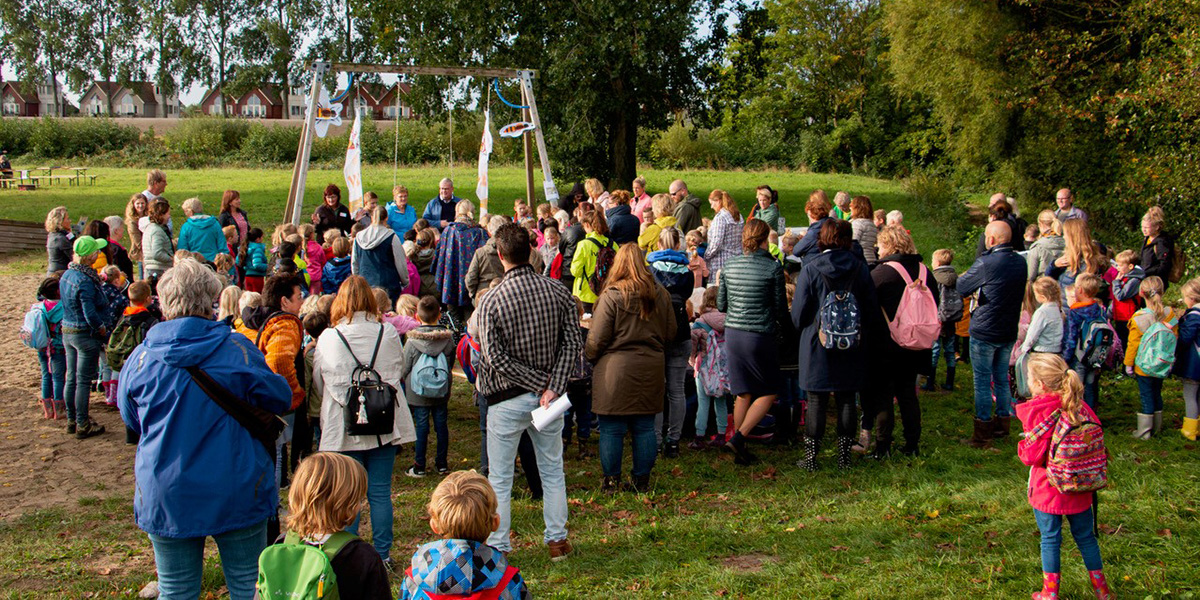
top-left (1089, 570), bottom-right (1112, 600)
top-left (1032, 572), bottom-right (1060, 600)
top-left (104, 381), bottom-right (117, 407)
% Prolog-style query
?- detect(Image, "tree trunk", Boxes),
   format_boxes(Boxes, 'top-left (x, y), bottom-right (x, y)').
top-left (609, 108), bottom-right (638, 189)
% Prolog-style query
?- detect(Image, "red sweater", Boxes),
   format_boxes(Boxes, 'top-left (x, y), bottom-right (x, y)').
top-left (1015, 393), bottom-right (1100, 515)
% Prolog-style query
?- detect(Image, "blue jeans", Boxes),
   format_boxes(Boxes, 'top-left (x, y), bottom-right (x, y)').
top-left (342, 444), bottom-right (397, 560)
top-left (63, 332), bottom-right (102, 426)
top-left (931, 334), bottom-right (955, 369)
top-left (1136, 374), bottom-right (1163, 413)
top-left (970, 338), bottom-right (1014, 421)
top-left (37, 348), bottom-right (66, 401)
top-left (146, 520), bottom-right (267, 600)
top-left (1072, 363), bottom-right (1099, 409)
top-left (485, 392), bottom-right (568, 551)
top-left (477, 392), bottom-right (489, 473)
top-left (598, 414), bottom-right (658, 478)
top-left (655, 340), bottom-right (691, 445)
top-left (694, 375), bottom-right (729, 438)
top-left (410, 404), bottom-right (449, 470)
top-left (1034, 507), bottom-right (1103, 573)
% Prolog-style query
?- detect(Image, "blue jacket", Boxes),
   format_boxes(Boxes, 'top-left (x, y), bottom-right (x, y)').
top-left (956, 243), bottom-right (1028, 344)
top-left (322, 255), bottom-right (353, 293)
top-left (117, 317), bottom-right (291, 538)
top-left (244, 241), bottom-right (269, 277)
top-left (648, 249), bottom-right (693, 343)
top-left (1174, 307), bottom-right (1200, 379)
top-left (59, 263), bottom-right (110, 337)
top-left (400, 539), bottom-right (528, 600)
top-left (791, 217), bottom-right (829, 261)
top-left (387, 202), bottom-right (419, 239)
top-left (177, 214), bottom-right (227, 262)
top-left (1063, 301), bottom-right (1106, 365)
top-left (421, 196), bottom-right (463, 231)
top-left (605, 205), bottom-right (640, 245)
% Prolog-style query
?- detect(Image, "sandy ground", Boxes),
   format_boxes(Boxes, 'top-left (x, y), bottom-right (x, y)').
top-left (0, 272), bottom-right (136, 521)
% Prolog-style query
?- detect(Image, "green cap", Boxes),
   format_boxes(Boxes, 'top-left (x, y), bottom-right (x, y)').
top-left (73, 235), bottom-right (108, 257)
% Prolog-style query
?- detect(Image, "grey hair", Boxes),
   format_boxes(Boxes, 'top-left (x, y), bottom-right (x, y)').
top-left (103, 215), bottom-right (124, 235)
top-left (886, 210), bottom-right (904, 225)
top-left (487, 214), bottom-right (508, 235)
top-left (440, 177), bottom-right (453, 187)
top-left (158, 258), bottom-right (222, 320)
top-left (182, 197), bottom-right (203, 216)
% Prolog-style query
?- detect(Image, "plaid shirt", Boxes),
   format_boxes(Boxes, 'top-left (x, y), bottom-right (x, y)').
top-left (475, 264), bottom-right (582, 402)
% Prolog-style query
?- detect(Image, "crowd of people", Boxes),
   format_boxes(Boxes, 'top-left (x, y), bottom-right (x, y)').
top-left (28, 168), bottom-right (1192, 599)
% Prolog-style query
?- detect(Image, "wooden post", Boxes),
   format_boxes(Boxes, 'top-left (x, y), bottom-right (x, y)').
top-left (285, 62), bottom-right (329, 224)
top-left (520, 71), bottom-right (557, 207)
top-left (522, 85), bottom-right (535, 204)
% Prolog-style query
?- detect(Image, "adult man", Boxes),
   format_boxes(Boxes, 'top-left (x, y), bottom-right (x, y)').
top-left (669, 179), bottom-right (703, 233)
top-left (466, 215), bottom-right (543, 303)
top-left (1054, 188), bottom-right (1087, 223)
top-left (422, 178), bottom-right (463, 231)
top-left (974, 195), bottom-right (1025, 258)
top-left (142, 169), bottom-right (167, 203)
top-left (475, 223), bottom-right (581, 560)
top-left (957, 221), bottom-right (1027, 448)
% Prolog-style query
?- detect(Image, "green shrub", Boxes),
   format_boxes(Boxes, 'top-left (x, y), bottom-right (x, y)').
top-left (796, 130), bottom-right (834, 173)
top-left (239, 124), bottom-right (302, 164)
top-left (23, 117), bottom-right (139, 159)
top-left (163, 118), bottom-right (251, 166)
top-left (0, 117), bottom-right (36, 156)
top-left (903, 170), bottom-right (971, 243)
top-left (649, 122), bottom-right (722, 169)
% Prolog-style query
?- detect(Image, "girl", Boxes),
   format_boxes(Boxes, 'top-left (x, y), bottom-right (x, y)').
top-left (689, 286), bottom-right (730, 449)
top-left (216, 285), bottom-right (242, 328)
top-left (1173, 278), bottom-right (1200, 440)
top-left (685, 229), bottom-right (709, 288)
top-left (1048, 219), bottom-right (1108, 304)
top-left (647, 227), bottom-right (693, 457)
top-left (408, 229), bottom-right (438, 300)
top-left (299, 224), bottom-right (326, 295)
top-left (1015, 354), bottom-right (1111, 600)
top-left (33, 277), bottom-right (65, 419)
top-left (569, 210), bottom-right (612, 311)
top-left (242, 227), bottom-right (269, 293)
top-left (1017, 278), bottom-right (1064, 399)
top-left (1124, 276), bottom-right (1178, 439)
top-left (383, 293), bottom-right (420, 338)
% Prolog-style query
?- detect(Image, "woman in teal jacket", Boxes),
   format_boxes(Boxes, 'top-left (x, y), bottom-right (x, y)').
top-left (177, 197), bottom-right (227, 261)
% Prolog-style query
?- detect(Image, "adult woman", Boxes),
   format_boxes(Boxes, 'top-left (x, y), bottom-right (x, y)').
top-left (142, 200), bottom-right (175, 281)
top-left (604, 189), bottom-right (640, 245)
top-left (637, 194), bottom-right (678, 254)
top-left (1026, 210), bottom-right (1065, 281)
top-left (313, 275), bottom-right (415, 564)
top-left (433, 200), bottom-right (488, 317)
top-left (849, 195), bottom-right (878, 265)
top-left (59, 235), bottom-right (111, 439)
top-left (704, 189), bottom-right (744, 275)
top-left (570, 210), bottom-right (612, 311)
top-left (386, 184), bottom-right (418, 239)
top-left (791, 191), bottom-right (832, 262)
top-left (717, 219), bottom-right (788, 466)
top-left (177, 197), bottom-right (226, 262)
top-left (1139, 206), bottom-right (1174, 288)
top-left (82, 220), bottom-right (114, 270)
top-left (585, 177), bottom-right (612, 211)
top-left (312, 183), bottom-right (354, 239)
top-left (1047, 219), bottom-right (1108, 302)
top-left (868, 225), bottom-right (938, 457)
top-left (45, 206), bottom-right (72, 275)
top-left (631, 176), bottom-right (652, 222)
top-left (117, 258), bottom-right (291, 600)
top-left (217, 190), bottom-right (250, 253)
top-left (125, 193), bottom-right (149, 272)
top-left (792, 220), bottom-right (881, 470)
top-left (352, 206), bottom-right (410, 304)
top-left (585, 244), bottom-right (676, 492)
top-left (647, 227), bottom-right (693, 457)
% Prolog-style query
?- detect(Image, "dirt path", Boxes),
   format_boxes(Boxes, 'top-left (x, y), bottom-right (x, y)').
top-left (0, 272), bottom-right (135, 521)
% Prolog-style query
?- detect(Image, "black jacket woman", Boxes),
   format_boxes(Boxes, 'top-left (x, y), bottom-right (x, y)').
top-left (45, 206), bottom-right (72, 275)
top-left (868, 225), bottom-right (939, 457)
top-left (792, 219), bottom-right (883, 471)
top-left (1139, 206), bottom-right (1174, 288)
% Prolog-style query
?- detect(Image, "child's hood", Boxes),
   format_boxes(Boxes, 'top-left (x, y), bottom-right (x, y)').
top-left (697, 309), bottom-right (726, 333)
top-left (407, 539), bottom-right (513, 595)
top-left (1015, 393), bottom-right (1062, 429)
top-left (404, 324), bottom-right (454, 353)
top-left (932, 265), bottom-right (958, 287)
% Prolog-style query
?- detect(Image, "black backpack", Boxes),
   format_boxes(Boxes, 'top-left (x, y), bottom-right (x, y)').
top-left (334, 325), bottom-right (398, 437)
top-left (584, 237), bottom-right (617, 296)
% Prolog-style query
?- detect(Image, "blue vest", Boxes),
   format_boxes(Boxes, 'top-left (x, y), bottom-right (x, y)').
top-left (354, 234), bottom-right (401, 294)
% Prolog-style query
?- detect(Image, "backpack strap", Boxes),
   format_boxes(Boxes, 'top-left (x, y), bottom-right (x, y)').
top-left (319, 531), bottom-right (357, 560)
top-left (254, 311), bottom-right (289, 349)
top-left (333, 328), bottom-right (366, 370)
top-left (884, 261), bottom-right (913, 286)
top-left (366, 324), bottom-right (385, 371)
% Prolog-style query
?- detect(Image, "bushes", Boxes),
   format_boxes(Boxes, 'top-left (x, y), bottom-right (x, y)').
top-left (0, 117), bottom-right (139, 159)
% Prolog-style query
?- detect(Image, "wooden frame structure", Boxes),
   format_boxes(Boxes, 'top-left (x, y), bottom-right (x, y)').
top-left (285, 62), bottom-right (557, 224)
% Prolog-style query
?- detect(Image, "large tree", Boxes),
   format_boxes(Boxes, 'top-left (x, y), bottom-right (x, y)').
top-left (79, 0), bottom-right (143, 113)
top-left (142, 0), bottom-right (202, 101)
top-left (230, 0), bottom-right (322, 110)
top-left (0, 0), bottom-right (84, 116)
top-left (184, 0), bottom-right (255, 115)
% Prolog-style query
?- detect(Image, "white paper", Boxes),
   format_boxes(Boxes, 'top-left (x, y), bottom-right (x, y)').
top-left (531, 393), bottom-right (572, 431)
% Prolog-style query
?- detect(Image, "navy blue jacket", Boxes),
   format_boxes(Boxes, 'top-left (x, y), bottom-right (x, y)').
top-left (605, 205), bottom-right (640, 245)
top-left (791, 217), bottom-right (829, 261)
top-left (791, 248), bottom-right (883, 392)
top-left (956, 243), bottom-right (1027, 344)
top-left (648, 249), bottom-right (693, 343)
top-left (1174, 307), bottom-right (1200, 380)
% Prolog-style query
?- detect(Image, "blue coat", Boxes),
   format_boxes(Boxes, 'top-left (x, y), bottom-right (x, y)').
top-left (1174, 307), bottom-right (1200, 379)
top-left (117, 317), bottom-right (291, 538)
top-left (605, 205), bottom-right (640, 245)
top-left (322, 255), bottom-right (353, 293)
top-left (421, 196), bottom-right (463, 231)
top-left (387, 203), bottom-right (419, 239)
top-left (244, 241), bottom-right (269, 277)
top-left (791, 248), bottom-right (883, 392)
top-left (177, 215), bottom-right (227, 262)
top-left (956, 243), bottom-right (1027, 344)
top-left (59, 264), bottom-right (110, 337)
top-left (648, 249), bottom-right (693, 343)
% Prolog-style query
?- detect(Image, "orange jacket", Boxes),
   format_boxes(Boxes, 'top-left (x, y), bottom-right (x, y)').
top-left (239, 313), bottom-right (305, 409)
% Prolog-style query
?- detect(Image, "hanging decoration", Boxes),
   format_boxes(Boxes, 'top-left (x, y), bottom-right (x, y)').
top-left (343, 111), bottom-right (363, 212)
top-left (476, 109), bottom-right (494, 217)
top-left (499, 121), bottom-right (536, 138)
top-left (309, 87), bottom-right (343, 138)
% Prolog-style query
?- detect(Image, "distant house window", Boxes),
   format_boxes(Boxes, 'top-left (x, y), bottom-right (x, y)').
top-left (402, 106), bottom-right (411, 118)
top-left (89, 99), bottom-right (103, 115)
top-left (121, 97), bottom-right (135, 115)
top-left (208, 103), bottom-right (219, 115)
top-left (290, 105), bottom-right (301, 116)
top-left (243, 95), bottom-right (265, 117)
top-left (385, 105), bottom-right (397, 119)
top-left (2, 96), bottom-right (18, 116)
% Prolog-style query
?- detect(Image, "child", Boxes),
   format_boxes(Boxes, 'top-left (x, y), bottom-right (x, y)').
top-left (1175, 278), bottom-right (1200, 440)
top-left (302, 311), bottom-right (329, 442)
top-left (1020, 277), bottom-right (1065, 358)
top-left (243, 227), bottom-right (269, 293)
top-left (1062, 274), bottom-right (1106, 408)
top-left (322, 228), bottom-right (343, 254)
top-left (775, 282), bottom-right (802, 447)
top-left (322, 237), bottom-right (353, 294)
top-left (299, 223), bottom-right (326, 295)
top-left (400, 296), bottom-right (456, 478)
top-left (222, 224), bottom-right (239, 258)
top-left (564, 297), bottom-right (593, 459)
top-left (685, 229), bottom-right (709, 288)
top-left (513, 198), bottom-right (532, 222)
top-left (1015, 354), bottom-right (1110, 600)
top-left (929, 249), bottom-right (961, 391)
top-left (1124, 276), bottom-right (1178, 439)
top-left (32, 277), bottom-right (65, 419)
top-left (767, 231), bottom-right (784, 263)
top-left (536, 202), bottom-right (555, 233)
top-left (956, 294), bottom-right (975, 365)
top-left (98, 265), bottom-right (129, 405)
top-left (689, 286), bottom-right (731, 450)
top-left (1110, 250), bottom-right (1146, 348)
top-left (217, 285), bottom-right (243, 327)
top-left (285, 233), bottom-right (311, 287)
top-left (107, 281), bottom-right (158, 443)
top-left (873, 209), bottom-right (887, 229)
top-left (400, 470), bottom-right (529, 599)
top-left (103, 215), bottom-right (134, 281)
top-left (539, 226), bottom-right (560, 272)
top-left (409, 229), bottom-right (438, 299)
top-left (213, 253), bottom-right (236, 286)
top-left (1024, 223), bottom-right (1040, 247)
top-left (261, 452), bottom-right (390, 600)
top-left (385, 294), bottom-right (421, 338)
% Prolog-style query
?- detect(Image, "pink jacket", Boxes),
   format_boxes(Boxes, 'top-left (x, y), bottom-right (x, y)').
top-left (1015, 393), bottom-right (1100, 515)
top-left (688, 253), bottom-right (709, 289)
top-left (632, 193), bottom-right (653, 222)
top-left (689, 310), bottom-right (726, 364)
top-left (382, 313), bottom-right (420, 338)
top-left (305, 240), bottom-right (327, 294)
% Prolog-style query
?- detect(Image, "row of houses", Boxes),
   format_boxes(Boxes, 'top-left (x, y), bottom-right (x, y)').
top-left (1, 80), bottom-right (415, 120)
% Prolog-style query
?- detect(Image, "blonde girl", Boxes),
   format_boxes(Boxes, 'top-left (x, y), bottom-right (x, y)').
top-left (1124, 276), bottom-right (1179, 438)
top-left (1174, 278), bottom-right (1200, 440)
top-left (217, 285), bottom-right (243, 325)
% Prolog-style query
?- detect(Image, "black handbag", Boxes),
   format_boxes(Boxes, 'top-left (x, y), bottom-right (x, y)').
top-left (334, 325), bottom-right (398, 437)
top-left (186, 366), bottom-right (286, 455)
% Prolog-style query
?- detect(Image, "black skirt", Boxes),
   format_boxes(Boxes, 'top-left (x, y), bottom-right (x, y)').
top-left (725, 327), bottom-right (781, 398)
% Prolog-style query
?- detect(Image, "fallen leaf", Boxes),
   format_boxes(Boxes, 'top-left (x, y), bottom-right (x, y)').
top-left (926, 509), bottom-right (940, 519)
top-left (830, 545), bottom-right (848, 551)
top-left (785, 527), bottom-right (796, 532)
top-left (816, 515), bottom-right (834, 523)
top-left (671, 466), bottom-right (684, 477)
top-left (936, 543), bottom-right (957, 551)
top-left (612, 510), bottom-right (634, 520)
top-left (1157, 528), bottom-right (1172, 538)
top-left (752, 466), bottom-right (778, 481)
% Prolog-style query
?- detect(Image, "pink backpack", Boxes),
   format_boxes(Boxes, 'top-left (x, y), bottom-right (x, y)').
top-left (883, 262), bottom-right (940, 350)
top-left (403, 260), bottom-right (420, 296)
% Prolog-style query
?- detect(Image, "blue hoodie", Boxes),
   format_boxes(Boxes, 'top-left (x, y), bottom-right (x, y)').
top-left (322, 254), bottom-right (353, 293)
top-left (244, 241), bottom-right (269, 277)
top-left (400, 539), bottom-right (529, 600)
top-left (117, 317), bottom-right (291, 538)
top-left (177, 214), bottom-right (227, 262)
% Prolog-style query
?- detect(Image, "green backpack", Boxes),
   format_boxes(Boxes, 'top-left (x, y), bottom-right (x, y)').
top-left (106, 315), bottom-right (148, 372)
top-left (1133, 309), bottom-right (1179, 378)
top-left (257, 531), bottom-right (356, 600)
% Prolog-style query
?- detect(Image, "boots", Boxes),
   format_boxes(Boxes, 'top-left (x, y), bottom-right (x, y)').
top-left (687, 435), bottom-right (707, 451)
top-left (921, 365), bottom-right (938, 392)
top-left (836, 437), bottom-right (853, 470)
top-left (601, 475), bottom-right (620, 494)
top-left (40, 399), bottom-right (53, 419)
top-left (577, 438), bottom-right (591, 460)
top-left (1182, 417), bottom-right (1200, 441)
top-left (942, 366), bottom-right (956, 392)
top-left (1152, 411), bottom-right (1163, 435)
top-left (851, 428), bottom-right (872, 454)
top-left (1132, 413), bottom-right (1154, 440)
top-left (1088, 569), bottom-right (1112, 600)
top-left (964, 418), bottom-right (992, 448)
top-left (53, 400), bottom-right (66, 420)
top-left (1032, 572), bottom-right (1060, 600)
top-left (798, 437), bottom-right (818, 472)
top-left (628, 474), bottom-right (651, 494)
top-left (993, 416), bottom-right (1012, 439)
top-left (105, 380), bottom-right (118, 406)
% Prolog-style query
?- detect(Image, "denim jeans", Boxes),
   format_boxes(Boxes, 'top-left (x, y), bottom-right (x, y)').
top-left (1072, 362), bottom-right (1099, 409)
top-left (1034, 507), bottom-right (1103, 573)
top-left (485, 392), bottom-right (568, 551)
top-left (969, 338), bottom-right (1015, 421)
top-left (98, 351), bottom-right (112, 384)
top-left (1135, 375), bottom-right (1163, 414)
top-left (342, 444), bottom-right (397, 560)
top-left (63, 332), bottom-right (102, 426)
top-left (694, 375), bottom-right (729, 438)
top-left (478, 393), bottom-right (542, 492)
top-left (37, 348), bottom-right (66, 401)
top-left (655, 340), bottom-right (691, 445)
top-left (597, 414), bottom-right (658, 478)
top-left (146, 519), bottom-right (267, 600)
top-left (931, 334), bottom-right (955, 369)
top-left (410, 404), bottom-right (449, 470)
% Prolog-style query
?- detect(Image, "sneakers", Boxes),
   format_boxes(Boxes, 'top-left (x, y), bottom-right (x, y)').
top-left (663, 441), bottom-right (680, 459)
top-left (405, 466), bottom-right (427, 478)
top-left (687, 436), bottom-right (707, 451)
top-left (436, 466), bottom-right (450, 476)
top-left (76, 419), bottom-right (105, 439)
top-left (547, 538), bottom-right (573, 562)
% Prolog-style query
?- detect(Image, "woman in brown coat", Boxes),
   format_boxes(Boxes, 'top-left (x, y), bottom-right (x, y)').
top-left (585, 244), bottom-right (676, 493)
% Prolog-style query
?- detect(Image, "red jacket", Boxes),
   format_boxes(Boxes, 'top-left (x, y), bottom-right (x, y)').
top-left (1015, 393), bottom-right (1100, 515)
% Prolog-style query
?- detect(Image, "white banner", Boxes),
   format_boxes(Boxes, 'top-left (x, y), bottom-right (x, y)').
top-left (476, 109), bottom-right (493, 217)
top-left (343, 111), bottom-right (363, 213)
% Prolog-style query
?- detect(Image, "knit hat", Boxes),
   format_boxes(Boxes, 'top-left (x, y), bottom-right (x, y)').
top-left (73, 235), bottom-right (107, 257)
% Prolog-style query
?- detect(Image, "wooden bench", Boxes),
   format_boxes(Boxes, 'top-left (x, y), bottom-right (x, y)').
top-left (0, 219), bottom-right (50, 253)
top-left (0, 178), bottom-right (37, 190)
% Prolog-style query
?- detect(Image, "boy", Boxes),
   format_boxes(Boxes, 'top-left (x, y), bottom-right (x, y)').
top-left (928, 249), bottom-right (962, 391)
top-left (400, 471), bottom-right (530, 600)
top-left (322, 236), bottom-right (353, 294)
top-left (400, 296), bottom-right (456, 477)
top-left (873, 209), bottom-right (887, 229)
top-left (1111, 250), bottom-right (1146, 348)
top-left (107, 281), bottom-right (158, 443)
top-left (1062, 274), bottom-right (1106, 408)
